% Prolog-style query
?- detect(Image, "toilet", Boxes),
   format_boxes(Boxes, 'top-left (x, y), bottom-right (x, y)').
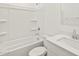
top-left (29, 47), bottom-right (47, 56)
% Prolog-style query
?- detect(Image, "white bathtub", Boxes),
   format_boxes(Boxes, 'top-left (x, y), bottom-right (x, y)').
top-left (44, 34), bottom-right (79, 56)
top-left (0, 36), bottom-right (43, 56)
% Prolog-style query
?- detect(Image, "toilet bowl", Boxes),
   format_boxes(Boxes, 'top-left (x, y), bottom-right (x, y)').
top-left (29, 47), bottom-right (47, 56)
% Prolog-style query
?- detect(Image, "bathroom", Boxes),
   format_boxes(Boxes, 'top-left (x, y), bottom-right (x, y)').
top-left (1, 3), bottom-right (79, 56)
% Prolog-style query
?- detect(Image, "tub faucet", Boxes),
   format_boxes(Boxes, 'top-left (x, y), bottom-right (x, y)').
top-left (35, 27), bottom-right (40, 40)
top-left (72, 29), bottom-right (79, 40)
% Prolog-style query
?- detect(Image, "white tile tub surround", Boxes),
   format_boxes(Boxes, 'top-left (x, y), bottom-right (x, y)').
top-left (44, 34), bottom-right (79, 56)
top-left (0, 36), bottom-right (43, 56)
top-left (0, 7), bottom-right (9, 43)
top-left (0, 3), bottom-right (44, 56)
top-left (0, 3), bottom-right (37, 43)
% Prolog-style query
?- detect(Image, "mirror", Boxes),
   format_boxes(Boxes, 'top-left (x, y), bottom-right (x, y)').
top-left (61, 3), bottom-right (79, 26)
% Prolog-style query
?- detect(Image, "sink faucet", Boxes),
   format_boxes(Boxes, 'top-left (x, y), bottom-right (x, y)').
top-left (72, 29), bottom-right (79, 40)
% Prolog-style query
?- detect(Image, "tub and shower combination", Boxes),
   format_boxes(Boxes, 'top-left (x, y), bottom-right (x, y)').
top-left (0, 4), bottom-right (43, 56)
top-left (0, 34), bottom-right (79, 56)
top-left (0, 36), bottom-right (43, 56)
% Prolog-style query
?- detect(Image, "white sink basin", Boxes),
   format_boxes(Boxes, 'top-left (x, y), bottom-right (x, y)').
top-left (57, 37), bottom-right (79, 50)
top-left (45, 34), bottom-right (79, 55)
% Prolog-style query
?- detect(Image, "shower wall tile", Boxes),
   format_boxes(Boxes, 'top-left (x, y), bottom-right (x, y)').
top-left (8, 9), bottom-right (35, 40)
top-left (0, 7), bottom-right (35, 43)
top-left (0, 8), bottom-right (9, 43)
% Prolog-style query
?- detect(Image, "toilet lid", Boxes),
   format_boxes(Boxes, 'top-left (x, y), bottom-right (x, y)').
top-left (29, 47), bottom-right (47, 56)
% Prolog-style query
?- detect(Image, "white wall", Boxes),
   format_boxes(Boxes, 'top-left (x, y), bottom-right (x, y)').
top-left (1, 3), bottom-right (79, 43)
top-left (5, 3), bottom-right (42, 10)
top-left (39, 3), bottom-right (79, 36)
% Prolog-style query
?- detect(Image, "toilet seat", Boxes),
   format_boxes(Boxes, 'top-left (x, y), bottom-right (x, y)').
top-left (29, 47), bottom-right (47, 56)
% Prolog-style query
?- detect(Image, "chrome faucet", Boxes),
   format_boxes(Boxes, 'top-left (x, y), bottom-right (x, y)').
top-left (72, 29), bottom-right (79, 40)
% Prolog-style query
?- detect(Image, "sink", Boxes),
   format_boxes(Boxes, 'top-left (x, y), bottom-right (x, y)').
top-left (58, 37), bottom-right (79, 50)
top-left (45, 34), bottom-right (79, 55)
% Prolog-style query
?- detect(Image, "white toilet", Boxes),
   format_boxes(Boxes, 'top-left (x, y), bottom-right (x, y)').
top-left (29, 47), bottom-right (47, 56)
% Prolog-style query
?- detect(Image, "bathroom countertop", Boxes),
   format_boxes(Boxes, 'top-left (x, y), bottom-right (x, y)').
top-left (45, 34), bottom-right (79, 56)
